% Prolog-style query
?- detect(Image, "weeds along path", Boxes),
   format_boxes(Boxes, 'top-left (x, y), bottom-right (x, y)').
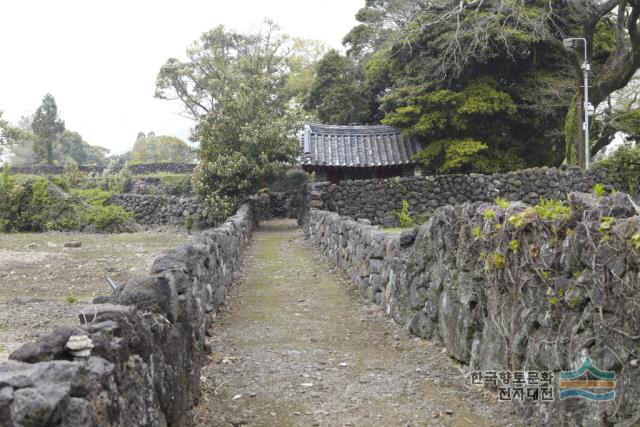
top-left (194, 220), bottom-right (521, 427)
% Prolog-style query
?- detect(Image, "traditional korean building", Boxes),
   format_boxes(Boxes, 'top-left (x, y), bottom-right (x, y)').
top-left (300, 123), bottom-right (422, 183)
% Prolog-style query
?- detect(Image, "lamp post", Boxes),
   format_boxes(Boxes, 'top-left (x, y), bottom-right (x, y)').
top-left (563, 37), bottom-right (591, 170)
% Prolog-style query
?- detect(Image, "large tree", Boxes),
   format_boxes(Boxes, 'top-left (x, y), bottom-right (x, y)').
top-left (303, 50), bottom-right (379, 124)
top-left (31, 94), bottom-right (65, 165)
top-left (337, 0), bottom-right (640, 172)
top-left (156, 22), bottom-right (304, 223)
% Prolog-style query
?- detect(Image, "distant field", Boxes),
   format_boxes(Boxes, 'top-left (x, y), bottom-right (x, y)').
top-left (0, 229), bottom-right (189, 359)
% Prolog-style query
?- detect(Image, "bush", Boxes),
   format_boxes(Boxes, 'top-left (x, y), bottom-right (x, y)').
top-left (81, 205), bottom-right (133, 231)
top-left (0, 176), bottom-right (133, 232)
top-left (394, 200), bottom-right (415, 228)
top-left (597, 145), bottom-right (640, 194)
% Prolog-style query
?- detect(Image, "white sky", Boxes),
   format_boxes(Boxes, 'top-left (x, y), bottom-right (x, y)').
top-left (0, 0), bottom-right (362, 154)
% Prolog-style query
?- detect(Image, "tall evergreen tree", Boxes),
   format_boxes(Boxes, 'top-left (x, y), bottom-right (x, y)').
top-left (31, 94), bottom-right (64, 165)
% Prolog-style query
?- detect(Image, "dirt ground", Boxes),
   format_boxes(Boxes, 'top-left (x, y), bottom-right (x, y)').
top-left (0, 228), bottom-right (188, 359)
top-left (194, 220), bottom-right (523, 427)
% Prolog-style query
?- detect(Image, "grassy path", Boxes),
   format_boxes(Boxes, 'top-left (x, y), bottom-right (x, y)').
top-left (194, 220), bottom-right (520, 427)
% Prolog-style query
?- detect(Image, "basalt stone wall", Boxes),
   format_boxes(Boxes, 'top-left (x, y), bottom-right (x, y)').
top-left (2, 162), bottom-right (196, 176)
top-left (303, 167), bottom-right (619, 226)
top-left (0, 204), bottom-right (255, 427)
top-left (305, 192), bottom-right (640, 426)
top-left (109, 194), bottom-right (205, 226)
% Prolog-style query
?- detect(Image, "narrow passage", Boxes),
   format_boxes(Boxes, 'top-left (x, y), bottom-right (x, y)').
top-left (194, 220), bottom-right (520, 427)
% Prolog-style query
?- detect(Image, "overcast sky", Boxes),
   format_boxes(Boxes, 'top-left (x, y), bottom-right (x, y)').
top-left (0, 0), bottom-right (362, 154)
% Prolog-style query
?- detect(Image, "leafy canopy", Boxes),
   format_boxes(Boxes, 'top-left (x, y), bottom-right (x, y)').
top-left (157, 22), bottom-right (307, 224)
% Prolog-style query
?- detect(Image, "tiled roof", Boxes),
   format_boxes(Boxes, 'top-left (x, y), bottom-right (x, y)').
top-left (301, 124), bottom-right (421, 168)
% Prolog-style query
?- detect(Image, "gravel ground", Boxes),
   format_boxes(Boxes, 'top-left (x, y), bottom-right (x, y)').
top-left (0, 229), bottom-right (188, 359)
top-left (193, 220), bottom-right (523, 427)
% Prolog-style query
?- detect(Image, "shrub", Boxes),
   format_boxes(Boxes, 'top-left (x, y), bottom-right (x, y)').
top-left (592, 183), bottom-right (607, 198)
top-left (597, 145), bottom-right (640, 194)
top-left (495, 196), bottom-right (510, 209)
top-left (81, 205), bottom-right (133, 231)
top-left (0, 177), bottom-right (132, 232)
top-left (393, 200), bottom-right (415, 228)
top-left (63, 161), bottom-right (83, 186)
top-left (483, 209), bottom-right (496, 220)
top-left (107, 165), bottom-right (132, 193)
top-left (534, 198), bottom-right (571, 221)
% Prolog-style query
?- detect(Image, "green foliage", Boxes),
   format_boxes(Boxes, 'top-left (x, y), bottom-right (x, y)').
top-left (192, 73), bottom-right (301, 224)
top-left (508, 239), bottom-right (520, 253)
top-left (63, 161), bottom-right (83, 186)
top-left (597, 145), bottom-right (640, 194)
top-left (106, 165), bottom-right (133, 194)
top-left (598, 216), bottom-right (615, 234)
top-left (592, 183), bottom-right (607, 198)
top-left (483, 209), bottom-right (497, 220)
top-left (131, 134), bottom-right (194, 163)
top-left (393, 200), bottom-right (415, 228)
top-left (507, 208), bottom-right (535, 229)
top-left (186, 214), bottom-right (194, 234)
top-left (158, 23), bottom-right (305, 225)
top-left (81, 205), bottom-right (133, 231)
top-left (31, 94), bottom-right (65, 165)
top-left (630, 233), bottom-right (640, 253)
top-left (472, 226), bottom-right (484, 238)
top-left (485, 251), bottom-right (506, 271)
top-left (564, 95), bottom-right (578, 166)
top-left (495, 197), bottom-right (510, 209)
top-left (534, 198), bottom-right (572, 221)
top-left (65, 295), bottom-right (79, 304)
top-left (0, 177), bottom-right (132, 232)
top-left (304, 50), bottom-right (378, 124)
top-left (412, 139), bottom-right (489, 173)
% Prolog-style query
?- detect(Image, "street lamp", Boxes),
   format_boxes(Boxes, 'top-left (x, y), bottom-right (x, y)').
top-left (563, 37), bottom-right (591, 170)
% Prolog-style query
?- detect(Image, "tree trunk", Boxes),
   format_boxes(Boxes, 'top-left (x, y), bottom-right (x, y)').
top-left (576, 91), bottom-right (585, 168)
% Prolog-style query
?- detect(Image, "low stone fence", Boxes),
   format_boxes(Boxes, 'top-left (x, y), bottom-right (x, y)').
top-left (2, 162), bottom-right (196, 176)
top-left (109, 193), bottom-right (205, 226)
top-left (305, 192), bottom-right (640, 426)
top-left (303, 166), bottom-right (619, 226)
top-left (0, 204), bottom-right (255, 426)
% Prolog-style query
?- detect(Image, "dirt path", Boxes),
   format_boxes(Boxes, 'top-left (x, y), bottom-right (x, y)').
top-left (194, 220), bottom-right (521, 427)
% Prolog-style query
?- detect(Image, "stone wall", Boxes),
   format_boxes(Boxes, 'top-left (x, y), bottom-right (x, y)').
top-left (304, 167), bottom-right (620, 226)
top-left (305, 192), bottom-right (640, 426)
top-left (2, 162), bottom-right (196, 176)
top-left (0, 204), bottom-right (255, 426)
top-left (109, 194), bottom-right (205, 226)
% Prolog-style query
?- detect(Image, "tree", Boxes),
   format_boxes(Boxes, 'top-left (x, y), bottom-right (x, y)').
top-left (157, 22), bottom-right (303, 223)
top-left (1, 113), bottom-right (35, 164)
top-left (31, 94), bottom-right (65, 164)
top-left (56, 130), bottom-right (109, 166)
top-left (131, 135), bottom-right (195, 163)
top-left (156, 21), bottom-right (297, 120)
top-left (339, 0), bottom-right (640, 171)
top-left (304, 50), bottom-right (379, 124)
top-left (591, 70), bottom-right (640, 154)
